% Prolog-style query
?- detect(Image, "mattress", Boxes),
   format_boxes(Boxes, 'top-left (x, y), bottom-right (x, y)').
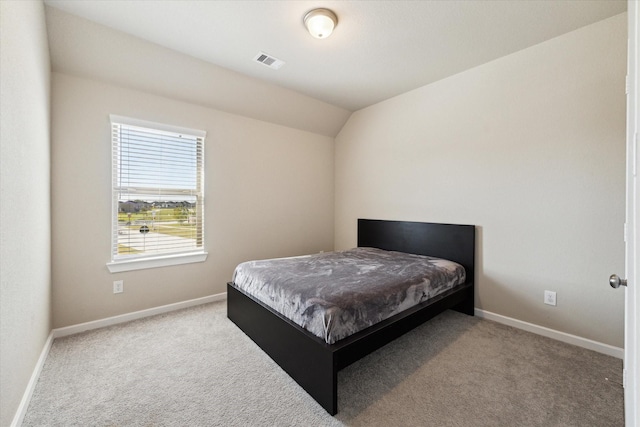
top-left (232, 247), bottom-right (466, 344)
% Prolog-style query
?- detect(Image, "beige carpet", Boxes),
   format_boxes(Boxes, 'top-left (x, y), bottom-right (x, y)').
top-left (23, 301), bottom-right (624, 426)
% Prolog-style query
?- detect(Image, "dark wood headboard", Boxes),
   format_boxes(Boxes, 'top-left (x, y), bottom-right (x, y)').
top-left (357, 219), bottom-right (475, 282)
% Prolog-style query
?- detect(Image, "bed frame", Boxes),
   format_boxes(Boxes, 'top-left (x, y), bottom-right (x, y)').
top-left (227, 219), bottom-right (475, 415)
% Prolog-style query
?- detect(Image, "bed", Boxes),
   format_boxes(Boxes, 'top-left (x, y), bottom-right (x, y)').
top-left (227, 219), bottom-right (475, 415)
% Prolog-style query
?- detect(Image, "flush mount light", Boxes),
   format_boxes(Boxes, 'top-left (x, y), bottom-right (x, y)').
top-left (303, 8), bottom-right (338, 39)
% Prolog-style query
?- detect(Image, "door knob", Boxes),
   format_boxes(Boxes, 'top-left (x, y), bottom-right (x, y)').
top-left (609, 274), bottom-right (627, 288)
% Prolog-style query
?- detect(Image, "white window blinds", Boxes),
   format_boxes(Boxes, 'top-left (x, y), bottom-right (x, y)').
top-left (110, 115), bottom-right (205, 262)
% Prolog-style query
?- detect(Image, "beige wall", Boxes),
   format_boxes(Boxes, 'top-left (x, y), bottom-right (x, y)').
top-left (335, 14), bottom-right (626, 347)
top-left (51, 72), bottom-right (334, 328)
top-left (0, 1), bottom-right (52, 426)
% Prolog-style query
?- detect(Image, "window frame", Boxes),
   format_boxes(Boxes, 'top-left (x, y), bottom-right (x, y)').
top-left (106, 115), bottom-right (207, 273)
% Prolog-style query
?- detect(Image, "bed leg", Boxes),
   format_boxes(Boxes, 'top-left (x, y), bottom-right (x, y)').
top-left (311, 361), bottom-right (338, 415)
top-left (451, 286), bottom-right (475, 316)
top-left (289, 347), bottom-right (337, 414)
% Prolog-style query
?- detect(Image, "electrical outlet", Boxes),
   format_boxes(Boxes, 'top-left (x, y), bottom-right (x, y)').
top-left (544, 290), bottom-right (556, 306)
top-left (113, 280), bottom-right (124, 294)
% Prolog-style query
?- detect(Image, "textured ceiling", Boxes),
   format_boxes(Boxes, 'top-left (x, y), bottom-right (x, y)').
top-left (44, 0), bottom-right (626, 112)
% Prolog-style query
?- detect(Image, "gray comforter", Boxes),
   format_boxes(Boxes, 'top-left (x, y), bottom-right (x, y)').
top-left (232, 247), bottom-right (466, 344)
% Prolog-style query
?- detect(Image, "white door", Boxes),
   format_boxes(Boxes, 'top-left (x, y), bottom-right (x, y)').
top-left (621, 2), bottom-right (638, 425)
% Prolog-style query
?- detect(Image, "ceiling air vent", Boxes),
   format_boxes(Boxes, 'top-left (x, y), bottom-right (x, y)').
top-left (253, 52), bottom-right (285, 70)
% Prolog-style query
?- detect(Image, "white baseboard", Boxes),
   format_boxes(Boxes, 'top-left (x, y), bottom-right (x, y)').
top-left (53, 292), bottom-right (227, 338)
top-left (11, 332), bottom-right (54, 427)
top-left (475, 309), bottom-right (624, 359)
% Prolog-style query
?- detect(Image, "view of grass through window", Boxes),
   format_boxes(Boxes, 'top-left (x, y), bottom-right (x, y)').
top-left (117, 200), bottom-right (199, 255)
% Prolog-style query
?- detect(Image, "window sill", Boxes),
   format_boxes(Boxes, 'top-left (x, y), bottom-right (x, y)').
top-left (107, 252), bottom-right (208, 273)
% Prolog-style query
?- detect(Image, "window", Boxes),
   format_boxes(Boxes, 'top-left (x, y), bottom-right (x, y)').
top-left (107, 115), bottom-right (207, 273)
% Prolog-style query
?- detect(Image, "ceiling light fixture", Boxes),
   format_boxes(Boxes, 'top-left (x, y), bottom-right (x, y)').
top-left (303, 8), bottom-right (338, 39)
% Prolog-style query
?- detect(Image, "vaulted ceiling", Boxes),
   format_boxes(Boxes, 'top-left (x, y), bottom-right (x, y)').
top-left (44, 0), bottom-right (626, 136)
